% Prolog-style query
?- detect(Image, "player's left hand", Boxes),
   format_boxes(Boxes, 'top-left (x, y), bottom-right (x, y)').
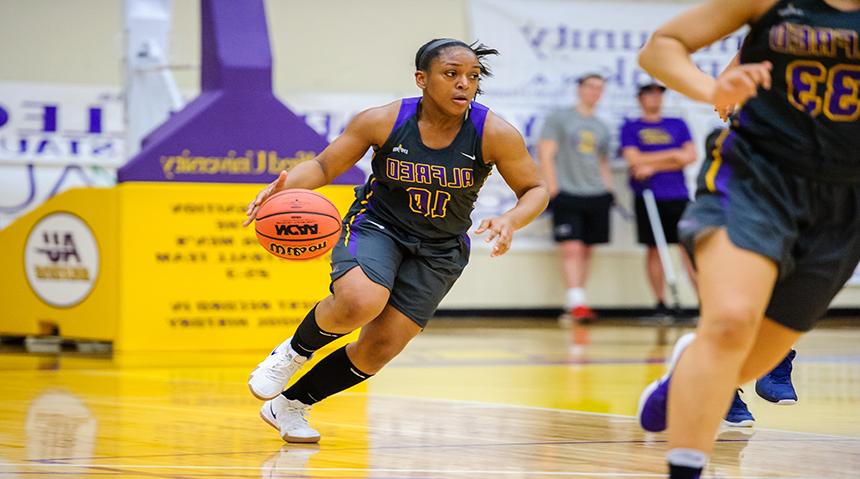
top-left (714, 104), bottom-right (735, 122)
top-left (475, 216), bottom-right (515, 257)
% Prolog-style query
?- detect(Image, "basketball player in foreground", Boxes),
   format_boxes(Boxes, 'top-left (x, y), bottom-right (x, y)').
top-left (242, 38), bottom-right (549, 443)
top-left (634, 0), bottom-right (860, 477)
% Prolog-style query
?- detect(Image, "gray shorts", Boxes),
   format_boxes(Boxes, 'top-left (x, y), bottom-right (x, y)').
top-left (679, 131), bottom-right (860, 332)
top-left (329, 212), bottom-right (469, 328)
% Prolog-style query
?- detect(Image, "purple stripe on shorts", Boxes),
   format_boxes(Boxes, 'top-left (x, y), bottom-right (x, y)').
top-left (715, 131), bottom-right (736, 210)
top-left (348, 213), bottom-right (365, 257)
top-left (717, 166), bottom-right (733, 210)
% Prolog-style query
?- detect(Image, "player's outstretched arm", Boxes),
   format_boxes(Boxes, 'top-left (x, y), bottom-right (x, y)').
top-left (243, 102), bottom-right (397, 226)
top-left (638, 0), bottom-right (773, 105)
top-left (476, 112), bottom-right (549, 257)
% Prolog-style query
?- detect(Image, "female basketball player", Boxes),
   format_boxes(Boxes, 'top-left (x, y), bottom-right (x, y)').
top-left (635, 1), bottom-right (860, 477)
top-left (242, 38), bottom-right (549, 443)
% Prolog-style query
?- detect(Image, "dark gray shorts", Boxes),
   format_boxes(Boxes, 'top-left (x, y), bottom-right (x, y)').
top-left (679, 131), bottom-right (860, 332)
top-left (329, 212), bottom-right (469, 328)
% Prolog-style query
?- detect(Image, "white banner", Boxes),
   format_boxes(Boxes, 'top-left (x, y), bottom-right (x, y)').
top-left (0, 83), bottom-right (125, 166)
top-left (468, 0), bottom-right (747, 249)
top-left (468, 0), bottom-right (744, 124)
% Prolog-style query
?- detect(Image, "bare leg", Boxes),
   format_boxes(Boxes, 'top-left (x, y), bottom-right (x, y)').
top-left (679, 245), bottom-right (698, 292)
top-left (668, 229), bottom-right (777, 453)
top-left (279, 306), bottom-right (420, 408)
top-left (560, 240), bottom-right (589, 289)
top-left (346, 305), bottom-right (422, 374)
top-left (249, 266), bottom-right (390, 401)
top-left (646, 246), bottom-right (665, 304)
top-left (738, 317), bottom-right (801, 383)
top-left (579, 244), bottom-right (592, 288)
top-left (314, 267), bottom-right (390, 334)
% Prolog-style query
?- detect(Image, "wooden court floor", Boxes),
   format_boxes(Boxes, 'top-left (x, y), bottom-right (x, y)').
top-left (1, 319), bottom-right (859, 478)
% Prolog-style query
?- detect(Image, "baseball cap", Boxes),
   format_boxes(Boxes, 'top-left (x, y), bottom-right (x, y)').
top-left (637, 82), bottom-right (667, 95)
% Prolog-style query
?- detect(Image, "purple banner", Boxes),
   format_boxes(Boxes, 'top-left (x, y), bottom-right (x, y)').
top-left (118, 0), bottom-right (363, 185)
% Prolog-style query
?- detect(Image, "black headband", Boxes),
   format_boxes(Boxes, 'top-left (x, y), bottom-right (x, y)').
top-left (417, 38), bottom-right (465, 69)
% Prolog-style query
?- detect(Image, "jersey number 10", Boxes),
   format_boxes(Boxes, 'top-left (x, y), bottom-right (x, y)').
top-left (787, 61), bottom-right (860, 121)
top-left (407, 188), bottom-right (451, 218)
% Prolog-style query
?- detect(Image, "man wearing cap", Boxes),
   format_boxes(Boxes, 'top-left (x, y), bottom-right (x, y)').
top-left (621, 83), bottom-right (696, 316)
top-left (538, 73), bottom-right (614, 323)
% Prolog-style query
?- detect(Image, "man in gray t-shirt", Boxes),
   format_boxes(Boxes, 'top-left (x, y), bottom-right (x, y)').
top-left (537, 73), bottom-right (614, 323)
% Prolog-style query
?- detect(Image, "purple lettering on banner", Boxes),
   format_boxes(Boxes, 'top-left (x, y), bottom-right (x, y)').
top-left (88, 107), bottom-right (102, 134)
top-left (21, 103), bottom-right (58, 133)
top-left (118, 0), bottom-right (363, 185)
top-left (43, 105), bottom-right (58, 132)
top-left (0, 105), bottom-right (8, 129)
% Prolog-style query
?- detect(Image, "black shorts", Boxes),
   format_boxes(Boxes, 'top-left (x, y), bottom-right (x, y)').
top-left (634, 196), bottom-right (688, 246)
top-left (329, 209), bottom-right (469, 328)
top-left (679, 131), bottom-right (860, 332)
top-left (550, 192), bottom-right (613, 244)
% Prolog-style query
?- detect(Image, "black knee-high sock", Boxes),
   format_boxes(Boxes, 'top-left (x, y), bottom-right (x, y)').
top-left (667, 448), bottom-right (706, 479)
top-left (669, 464), bottom-right (702, 479)
top-left (282, 345), bottom-right (372, 405)
top-left (290, 305), bottom-right (345, 358)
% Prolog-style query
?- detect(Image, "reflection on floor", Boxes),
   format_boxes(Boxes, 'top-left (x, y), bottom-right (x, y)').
top-left (1, 319), bottom-right (858, 478)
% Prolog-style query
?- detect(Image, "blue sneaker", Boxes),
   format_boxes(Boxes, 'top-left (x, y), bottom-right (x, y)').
top-left (638, 332), bottom-right (696, 432)
top-left (723, 389), bottom-right (755, 427)
top-left (755, 349), bottom-right (798, 405)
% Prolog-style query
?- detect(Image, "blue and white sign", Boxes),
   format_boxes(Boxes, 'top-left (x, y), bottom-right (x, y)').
top-left (0, 83), bottom-right (122, 229)
top-left (0, 83), bottom-right (125, 166)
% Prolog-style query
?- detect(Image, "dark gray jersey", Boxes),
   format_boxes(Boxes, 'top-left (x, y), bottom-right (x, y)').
top-left (733, 0), bottom-right (860, 181)
top-left (347, 97), bottom-right (493, 239)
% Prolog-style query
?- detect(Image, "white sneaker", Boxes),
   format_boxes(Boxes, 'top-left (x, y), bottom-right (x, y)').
top-left (249, 338), bottom-right (308, 400)
top-left (260, 396), bottom-right (321, 443)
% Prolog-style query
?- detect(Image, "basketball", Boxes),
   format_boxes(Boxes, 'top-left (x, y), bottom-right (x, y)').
top-left (254, 189), bottom-right (342, 260)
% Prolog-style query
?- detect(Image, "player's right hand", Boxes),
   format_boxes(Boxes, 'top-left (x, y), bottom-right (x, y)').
top-left (243, 170), bottom-right (288, 227)
top-left (710, 61), bottom-right (772, 110)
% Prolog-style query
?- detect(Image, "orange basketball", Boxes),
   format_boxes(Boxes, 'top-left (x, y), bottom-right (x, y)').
top-left (254, 189), bottom-right (342, 260)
